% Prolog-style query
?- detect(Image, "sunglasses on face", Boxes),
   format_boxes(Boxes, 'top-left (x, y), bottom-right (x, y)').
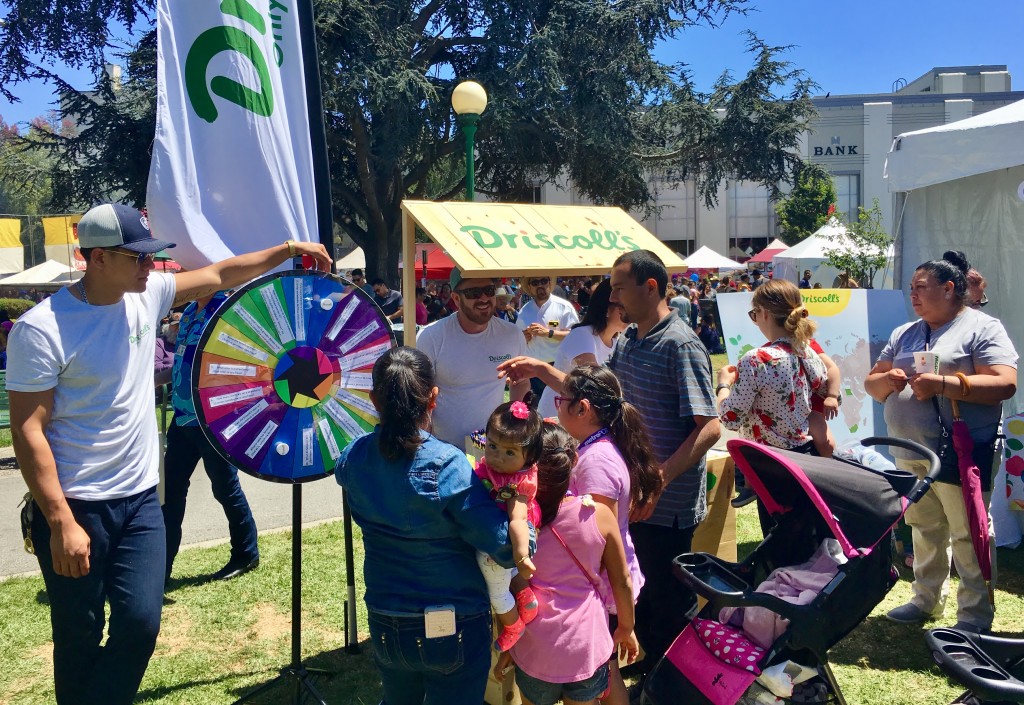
top-left (105, 248), bottom-right (155, 266)
top-left (747, 308), bottom-right (760, 322)
top-left (528, 278), bottom-right (550, 287)
top-left (456, 284), bottom-right (496, 300)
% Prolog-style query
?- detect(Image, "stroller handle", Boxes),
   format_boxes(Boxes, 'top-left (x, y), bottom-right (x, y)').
top-left (861, 436), bottom-right (941, 503)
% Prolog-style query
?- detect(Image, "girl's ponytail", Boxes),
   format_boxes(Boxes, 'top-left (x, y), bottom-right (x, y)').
top-left (371, 347), bottom-right (435, 461)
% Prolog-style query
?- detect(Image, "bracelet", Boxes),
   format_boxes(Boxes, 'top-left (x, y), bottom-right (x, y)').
top-left (941, 376), bottom-right (946, 397)
top-left (715, 385), bottom-right (730, 394)
top-left (516, 556), bottom-right (531, 565)
top-left (285, 239), bottom-right (297, 257)
top-left (955, 372), bottom-right (971, 398)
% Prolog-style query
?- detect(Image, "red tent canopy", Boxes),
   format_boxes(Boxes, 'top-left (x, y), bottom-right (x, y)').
top-left (399, 243), bottom-right (455, 281)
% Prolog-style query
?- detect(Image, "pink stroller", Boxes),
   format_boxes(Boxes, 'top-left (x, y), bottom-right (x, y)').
top-left (641, 436), bottom-right (941, 705)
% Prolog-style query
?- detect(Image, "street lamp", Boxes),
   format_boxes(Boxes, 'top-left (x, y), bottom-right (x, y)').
top-left (451, 80), bottom-right (488, 201)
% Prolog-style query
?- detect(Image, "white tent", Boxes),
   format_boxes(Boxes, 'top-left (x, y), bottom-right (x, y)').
top-left (0, 259), bottom-right (83, 286)
top-left (884, 98), bottom-right (1024, 416)
top-left (772, 221), bottom-right (894, 288)
top-left (683, 246), bottom-right (743, 270)
top-left (336, 248), bottom-right (366, 271)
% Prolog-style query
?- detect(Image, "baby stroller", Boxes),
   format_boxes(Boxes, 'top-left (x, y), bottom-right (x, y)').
top-left (927, 628), bottom-right (1024, 704)
top-left (641, 436), bottom-right (941, 705)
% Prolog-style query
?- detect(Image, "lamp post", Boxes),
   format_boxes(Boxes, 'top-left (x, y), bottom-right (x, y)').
top-left (451, 81), bottom-right (488, 202)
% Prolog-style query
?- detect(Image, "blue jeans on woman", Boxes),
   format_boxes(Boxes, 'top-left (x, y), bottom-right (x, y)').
top-left (367, 609), bottom-right (493, 705)
top-left (31, 487), bottom-right (165, 705)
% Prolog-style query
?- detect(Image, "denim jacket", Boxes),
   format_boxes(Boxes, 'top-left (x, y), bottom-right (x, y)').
top-left (336, 428), bottom-right (512, 615)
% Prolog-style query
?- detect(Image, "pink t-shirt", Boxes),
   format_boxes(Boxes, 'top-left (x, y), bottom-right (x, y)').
top-left (473, 459), bottom-right (541, 527)
top-left (511, 497), bottom-right (612, 682)
top-left (569, 439), bottom-right (644, 608)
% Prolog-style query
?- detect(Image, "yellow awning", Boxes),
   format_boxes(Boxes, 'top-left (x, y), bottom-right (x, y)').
top-left (400, 200), bottom-right (687, 277)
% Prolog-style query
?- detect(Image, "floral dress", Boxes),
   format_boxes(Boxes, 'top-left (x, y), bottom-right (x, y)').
top-left (719, 338), bottom-right (827, 449)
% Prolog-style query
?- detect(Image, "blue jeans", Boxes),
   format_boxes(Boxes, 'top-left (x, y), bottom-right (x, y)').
top-left (31, 487), bottom-right (165, 705)
top-left (367, 608), bottom-right (492, 705)
top-left (162, 421), bottom-right (259, 579)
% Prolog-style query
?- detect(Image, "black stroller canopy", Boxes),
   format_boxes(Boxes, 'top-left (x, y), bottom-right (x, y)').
top-left (729, 440), bottom-right (905, 556)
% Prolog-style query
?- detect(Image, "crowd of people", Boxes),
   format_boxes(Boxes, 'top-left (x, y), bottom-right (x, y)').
top-left (8, 201), bottom-right (1019, 705)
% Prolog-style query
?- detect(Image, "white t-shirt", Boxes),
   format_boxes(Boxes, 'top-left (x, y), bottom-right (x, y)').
top-left (516, 295), bottom-right (579, 363)
top-left (417, 313), bottom-right (528, 446)
top-left (7, 274), bottom-right (177, 500)
top-left (537, 325), bottom-right (615, 418)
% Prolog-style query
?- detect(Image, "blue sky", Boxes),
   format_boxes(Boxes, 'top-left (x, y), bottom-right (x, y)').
top-left (1, 0), bottom-right (1022, 129)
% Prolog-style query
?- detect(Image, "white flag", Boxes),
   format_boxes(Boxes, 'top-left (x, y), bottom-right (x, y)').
top-left (146, 0), bottom-right (320, 270)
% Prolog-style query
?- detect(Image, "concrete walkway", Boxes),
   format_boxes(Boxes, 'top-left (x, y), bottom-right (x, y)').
top-left (0, 448), bottom-right (345, 579)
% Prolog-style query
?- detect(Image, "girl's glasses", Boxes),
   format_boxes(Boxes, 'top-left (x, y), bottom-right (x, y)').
top-left (747, 308), bottom-right (760, 322)
top-left (553, 395), bottom-right (572, 408)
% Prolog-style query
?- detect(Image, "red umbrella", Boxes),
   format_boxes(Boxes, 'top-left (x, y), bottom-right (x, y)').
top-left (950, 398), bottom-right (994, 606)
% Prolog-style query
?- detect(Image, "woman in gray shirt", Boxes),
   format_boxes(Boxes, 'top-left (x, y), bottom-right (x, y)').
top-left (865, 251), bottom-right (1017, 634)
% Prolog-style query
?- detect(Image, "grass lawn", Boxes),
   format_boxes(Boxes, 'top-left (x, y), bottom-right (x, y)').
top-left (5, 507), bottom-right (1024, 704)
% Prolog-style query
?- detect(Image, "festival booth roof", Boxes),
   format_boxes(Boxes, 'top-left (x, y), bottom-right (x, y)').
top-left (748, 238), bottom-right (790, 264)
top-left (0, 259), bottom-right (83, 286)
top-left (336, 248), bottom-right (366, 270)
top-left (399, 200), bottom-right (687, 345)
top-left (683, 246), bottom-right (744, 270)
top-left (771, 220), bottom-right (895, 288)
top-left (884, 98), bottom-right (1024, 418)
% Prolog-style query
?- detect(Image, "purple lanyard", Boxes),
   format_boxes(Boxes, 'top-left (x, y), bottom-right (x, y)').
top-left (578, 427), bottom-right (610, 451)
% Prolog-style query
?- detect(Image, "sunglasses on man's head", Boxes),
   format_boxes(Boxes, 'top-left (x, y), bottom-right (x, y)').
top-left (104, 248), bottom-right (155, 266)
top-left (528, 278), bottom-right (550, 287)
top-left (456, 284), bottom-right (496, 300)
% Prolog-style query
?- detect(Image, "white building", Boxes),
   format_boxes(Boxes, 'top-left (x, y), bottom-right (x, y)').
top-left (539, 65), bottom-right (1023, 258)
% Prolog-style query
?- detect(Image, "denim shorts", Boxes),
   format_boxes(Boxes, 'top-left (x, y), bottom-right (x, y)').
top-left (515, 662), bottom-right (609, 705)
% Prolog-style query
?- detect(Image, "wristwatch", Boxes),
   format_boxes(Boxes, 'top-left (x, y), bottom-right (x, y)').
top-left (828, 392), bottom-right (843, 407)
top-left (547, 328), bottom-right (554, 339)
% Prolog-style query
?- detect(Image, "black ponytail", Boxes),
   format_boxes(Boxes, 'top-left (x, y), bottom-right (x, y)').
top-left (562, 365), bottom-right (663, 509)
top-left (371, 347), bottom-right (435, 461)
top-left (535, 422), bottom-right (577, 527)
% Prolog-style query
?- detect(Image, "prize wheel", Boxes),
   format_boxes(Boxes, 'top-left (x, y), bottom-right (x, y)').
top-left (192, 270), bottom-right (396, 483)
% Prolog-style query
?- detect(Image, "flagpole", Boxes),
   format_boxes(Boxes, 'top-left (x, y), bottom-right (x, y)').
top-left (296, 0), bottom-right (362, 659)
top-left (297, 0), bottom-right (335, 260)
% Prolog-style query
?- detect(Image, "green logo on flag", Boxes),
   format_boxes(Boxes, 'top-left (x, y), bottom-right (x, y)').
top-left (185, 0), bottom-right (290, 122)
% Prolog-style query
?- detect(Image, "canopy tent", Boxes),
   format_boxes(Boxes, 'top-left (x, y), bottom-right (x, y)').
top-left (748, 238), bottom-right (790, 264)
top-left (0, 259), bottom-right (83, 286)
top-left (683, 246), bottom-right (744, 270)
top-left (884, 98), bottom-right (1024, 416)
top-left (399, 200), bottom-right (687, 345)
top-left (771, 221), bottom-right (894, 289)
top-left (338, 243), bottom-right (456, 281)
top-left (399, 243), bottom-right (456, 281)
top-left (336, 248), bottom-right (365, 271)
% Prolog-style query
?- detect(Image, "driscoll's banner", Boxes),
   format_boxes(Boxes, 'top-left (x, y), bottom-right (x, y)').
top-left (147, 0), bottom-right (319, 270)
top-left (400, 201), bottom-right (688, 277)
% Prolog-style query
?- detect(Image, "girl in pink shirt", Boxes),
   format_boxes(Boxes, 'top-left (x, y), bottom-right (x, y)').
top-left (496, 423), bottom-right (638, 705)
top-left (556, 365), bottom-right (662, 704)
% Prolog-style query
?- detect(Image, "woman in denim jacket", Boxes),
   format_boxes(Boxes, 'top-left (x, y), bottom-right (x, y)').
top-left (336, 346), bottom-right (513, 704)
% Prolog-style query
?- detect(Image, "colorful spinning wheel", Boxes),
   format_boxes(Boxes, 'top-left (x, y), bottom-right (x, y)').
top-left (192, 270), bottom-right (396, 483)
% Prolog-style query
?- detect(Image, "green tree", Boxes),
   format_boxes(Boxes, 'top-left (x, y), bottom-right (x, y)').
top-left (774, 160), bottom-right (836, 246)
top-left (1, 1), bottom-right (819, 282)
top-left (0, 114), bottom-right (62, 267)
top-left (823, 198), bottom-right (892, 289)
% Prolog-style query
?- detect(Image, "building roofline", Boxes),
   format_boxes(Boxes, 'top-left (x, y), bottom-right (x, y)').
top-left (811, 91), bottom-right (1024, 109)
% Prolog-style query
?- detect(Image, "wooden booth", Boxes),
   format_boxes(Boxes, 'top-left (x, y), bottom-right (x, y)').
top-left (397, 200), bottom-right (735, 704)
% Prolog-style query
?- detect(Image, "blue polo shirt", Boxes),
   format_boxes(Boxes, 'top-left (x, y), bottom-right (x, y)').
top-left (606, 311), bottom-right (717, 529)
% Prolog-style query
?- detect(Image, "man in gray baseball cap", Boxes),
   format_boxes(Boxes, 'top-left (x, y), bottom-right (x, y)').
top-left (8, 202), bottom-right (332, 705)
